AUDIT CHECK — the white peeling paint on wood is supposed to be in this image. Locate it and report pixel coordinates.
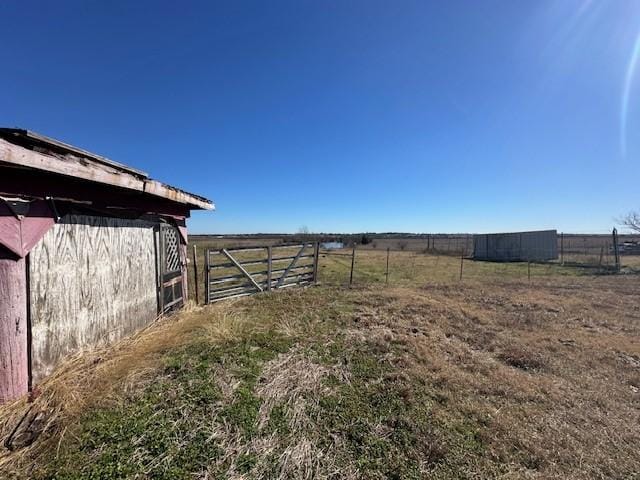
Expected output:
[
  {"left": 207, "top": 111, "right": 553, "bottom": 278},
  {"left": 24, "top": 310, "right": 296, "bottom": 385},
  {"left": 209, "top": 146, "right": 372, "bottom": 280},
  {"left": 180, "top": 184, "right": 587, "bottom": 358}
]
[{"left": 29, "top": 215, "right": 158, "bottom": 381}]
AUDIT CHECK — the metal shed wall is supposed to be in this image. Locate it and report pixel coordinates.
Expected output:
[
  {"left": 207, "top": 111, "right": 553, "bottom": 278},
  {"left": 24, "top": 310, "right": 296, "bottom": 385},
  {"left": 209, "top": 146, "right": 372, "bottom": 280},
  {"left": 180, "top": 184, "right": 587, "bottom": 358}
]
[
  {"left": 28, "top": 214, "right": 159, "bottom": 381},
  {"left": 473, "top": 230, "right": 558, "bottom": 262}
]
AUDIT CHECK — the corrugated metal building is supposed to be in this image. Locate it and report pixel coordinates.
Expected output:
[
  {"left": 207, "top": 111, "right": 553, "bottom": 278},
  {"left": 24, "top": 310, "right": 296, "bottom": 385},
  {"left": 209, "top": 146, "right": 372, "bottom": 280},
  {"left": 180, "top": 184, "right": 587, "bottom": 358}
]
[
  {"left": 473, "top": 230, "right": 558, "bottom": 262},
  {"left": 0, "top": 129, "right": 214, "bottom": 404}
]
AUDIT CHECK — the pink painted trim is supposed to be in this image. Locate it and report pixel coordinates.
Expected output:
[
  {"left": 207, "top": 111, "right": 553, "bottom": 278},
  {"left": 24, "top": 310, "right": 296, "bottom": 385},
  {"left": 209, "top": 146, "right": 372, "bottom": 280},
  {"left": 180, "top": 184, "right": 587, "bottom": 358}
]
[
  {"left": 0, "top": 256, "right": 28, "bottom": 404},
  {"left": 0, "top": 201, "right": 55, "bottom": 258}
]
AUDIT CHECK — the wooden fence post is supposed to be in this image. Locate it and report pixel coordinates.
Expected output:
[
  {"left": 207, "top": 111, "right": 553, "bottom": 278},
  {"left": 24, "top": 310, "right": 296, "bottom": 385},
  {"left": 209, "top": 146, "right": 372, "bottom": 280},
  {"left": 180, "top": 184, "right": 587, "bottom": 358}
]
[
  {"left": 192, "top": 245, "right": 199, "bottom": 305},
  {"left": 527, "top": 261, "right": 531, "bottom": 283},
  {"left": 313, "top": 242, "right": 319, "bottom": 284},
  {"left": 385, "top": 247, "right": 390, "bottom": 285},
  {"left": 560, "top": 232, "right": 564, "bottom": 265},
  {"left": 349, "top": 244, "right": 356, "bottom": 286},
  {"left": 459, "top": 251, "right": 464, "bottom": 281}
]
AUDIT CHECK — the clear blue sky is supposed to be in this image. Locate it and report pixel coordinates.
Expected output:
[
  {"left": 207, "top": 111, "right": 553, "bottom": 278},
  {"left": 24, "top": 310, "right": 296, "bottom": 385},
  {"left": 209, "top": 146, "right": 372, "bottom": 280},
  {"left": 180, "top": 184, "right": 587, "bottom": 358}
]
[{"left": 2, "top": 0, "right": 639, "bottom": 234}]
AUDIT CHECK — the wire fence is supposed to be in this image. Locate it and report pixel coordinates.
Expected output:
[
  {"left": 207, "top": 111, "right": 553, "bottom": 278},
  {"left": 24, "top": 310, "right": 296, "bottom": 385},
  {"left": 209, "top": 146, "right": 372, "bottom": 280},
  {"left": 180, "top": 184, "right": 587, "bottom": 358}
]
[
  {"left": 317, "top": 246, "right": 640, "bottom": 289},
  {"left": 363, "top": 232, "right": 640, "bottom": 270},
  {"left": 188, "top": 233, "right": 640, "bottom": 301}
]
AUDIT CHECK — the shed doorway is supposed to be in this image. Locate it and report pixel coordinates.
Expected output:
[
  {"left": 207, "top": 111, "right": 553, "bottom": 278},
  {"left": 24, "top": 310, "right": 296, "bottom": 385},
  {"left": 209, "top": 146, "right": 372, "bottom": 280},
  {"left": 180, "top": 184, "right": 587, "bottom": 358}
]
[{"left": 159, "top": 223, "right": 184, "bottom": 313}]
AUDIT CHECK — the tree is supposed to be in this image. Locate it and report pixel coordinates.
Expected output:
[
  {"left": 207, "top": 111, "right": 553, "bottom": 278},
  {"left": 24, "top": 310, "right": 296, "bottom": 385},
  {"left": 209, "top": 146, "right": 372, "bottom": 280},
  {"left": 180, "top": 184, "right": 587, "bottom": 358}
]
[
  {"left": 297, "top": 225, "right": 310, "bottom": 234},
  {"left": 620, "top": 211, "right": 640, "bottom": 233}
]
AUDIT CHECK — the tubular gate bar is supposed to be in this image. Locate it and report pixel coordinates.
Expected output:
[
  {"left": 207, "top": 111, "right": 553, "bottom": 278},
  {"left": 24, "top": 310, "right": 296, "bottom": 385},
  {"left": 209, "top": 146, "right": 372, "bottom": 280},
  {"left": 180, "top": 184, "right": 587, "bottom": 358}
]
[{"left": 205, "top": 243, "right": 319, "bottom": 303}]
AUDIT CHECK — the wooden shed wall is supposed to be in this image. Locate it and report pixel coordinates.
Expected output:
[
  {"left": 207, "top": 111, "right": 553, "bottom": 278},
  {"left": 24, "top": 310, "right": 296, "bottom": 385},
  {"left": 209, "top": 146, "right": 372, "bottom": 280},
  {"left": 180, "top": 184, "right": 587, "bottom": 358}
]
[{"left": 28, "top": 215, "right": 158, "bottom": 381}]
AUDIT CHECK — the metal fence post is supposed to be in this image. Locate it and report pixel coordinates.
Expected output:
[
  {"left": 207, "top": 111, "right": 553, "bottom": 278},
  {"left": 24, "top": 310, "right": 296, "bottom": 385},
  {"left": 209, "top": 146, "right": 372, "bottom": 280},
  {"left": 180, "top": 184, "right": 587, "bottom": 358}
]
[
  {"left": 267, "top": 246, "right": 273, "bottom": 291},
  {"left": 385, "top": 247, "right": 390, "bottom": 285},
  {"left": 204, "top": 248, "right": 210, "bottom": 305},
  {"left": 349, "top": 244, "right": 356, "bottom": 286},
  {"left": 612, "top": 228, "right": 620, "bottom": 272},
  {"left": 598, "top": 246, "right": 603, "bottom": 271},
  {"left": 192, "top": 245, "right": 199, "bottom": 305}
]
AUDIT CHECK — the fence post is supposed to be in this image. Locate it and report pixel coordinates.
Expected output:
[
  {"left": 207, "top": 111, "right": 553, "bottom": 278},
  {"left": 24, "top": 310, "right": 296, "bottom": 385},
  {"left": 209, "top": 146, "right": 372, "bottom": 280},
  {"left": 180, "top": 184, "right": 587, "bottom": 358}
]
[
  {"left": 612, "top": 228, "right": 620, "bottom": 272},
  {"left": 459, "top": 251, "right": 464, "bottom": 281},
  {"left": 385, "top": 247, "right": 390, "bottom": 285},
  {"left": 560, "top": 232, "right": 564, "bottom": 265},
  {"left": 313, "top": 242, "right": 319, "bottom": 284},
  {"left": 204, "top": 248, "right": 210, "bottom": 305},
  {"left": 267, "top": 246, "right": 273, "bottom": 291},
  {"left": 598, "top": 246, "right": 603, "bottom": 271},
  {"left": 192, "top": 245, "right": 199, "bottom": 305},
  {"left": 349, "top": 244, "right": 356, "bottom": 286},
  {"left": 527, "top": 261, "right": 531, "bottom": 283}
]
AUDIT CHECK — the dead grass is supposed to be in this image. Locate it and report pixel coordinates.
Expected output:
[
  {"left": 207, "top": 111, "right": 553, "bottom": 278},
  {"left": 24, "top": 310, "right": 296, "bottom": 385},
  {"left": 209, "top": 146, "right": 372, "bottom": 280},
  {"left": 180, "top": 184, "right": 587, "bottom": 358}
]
[
  {"left": 1, "top": 252, "right": 640, "bottom": 479},
  {"left": 340, "top": 278, "right": 640, "bottom": 478}
]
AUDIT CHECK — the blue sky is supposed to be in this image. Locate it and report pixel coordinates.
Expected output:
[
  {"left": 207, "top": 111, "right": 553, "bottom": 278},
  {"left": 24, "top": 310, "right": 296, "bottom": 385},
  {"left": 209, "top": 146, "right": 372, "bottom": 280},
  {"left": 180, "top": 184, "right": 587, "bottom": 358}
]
[{"left": 2, "top": 0, "right": 640, "bottom": 234}]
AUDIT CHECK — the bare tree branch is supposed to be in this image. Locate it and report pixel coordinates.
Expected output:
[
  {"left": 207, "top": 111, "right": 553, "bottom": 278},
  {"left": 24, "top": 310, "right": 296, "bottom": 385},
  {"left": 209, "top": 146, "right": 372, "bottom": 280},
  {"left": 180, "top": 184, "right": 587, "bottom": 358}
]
[{"left": 619, "top": 211, "right": 640, "bottom": 233}]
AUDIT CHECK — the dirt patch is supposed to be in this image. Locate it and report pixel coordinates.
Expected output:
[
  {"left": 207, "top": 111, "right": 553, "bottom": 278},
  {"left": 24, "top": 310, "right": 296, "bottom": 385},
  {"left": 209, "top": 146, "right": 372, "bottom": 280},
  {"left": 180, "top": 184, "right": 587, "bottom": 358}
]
[{"left": 497, "top": 346, "right": 546, "bottom": 371}]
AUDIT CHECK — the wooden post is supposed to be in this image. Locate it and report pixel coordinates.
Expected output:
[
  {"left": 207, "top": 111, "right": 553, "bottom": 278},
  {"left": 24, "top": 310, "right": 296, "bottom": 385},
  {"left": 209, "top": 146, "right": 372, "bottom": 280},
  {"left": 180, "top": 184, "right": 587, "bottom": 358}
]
[
  {"left": 349, "top": 244, "right": 356, "bottom": 287},
  {"left": 192, "top": 245, "right": 199, "bottom": 305},
  {"left": 459, "top": 251, "right": 464, "bottom": 281},
  {"left": 312, "top": 242, "right": 319, "bottom": 284},
  {"left": 385, "top": 247, "right": 390, "bottom": 285},
  {"left": 560, "top": 232, "right": 564, "bottom": 265},
  {"left": 267, "top": 246, "right": 273, "bottom": 291},
  {"left": 204, "top": 248, "right": 210, "bottom": 305},
  {"left": 527, "top": 261, "right": 531, "bottom": 282},
  {"left": 0, "top": 255, "right": 29, "bottom": 404}
]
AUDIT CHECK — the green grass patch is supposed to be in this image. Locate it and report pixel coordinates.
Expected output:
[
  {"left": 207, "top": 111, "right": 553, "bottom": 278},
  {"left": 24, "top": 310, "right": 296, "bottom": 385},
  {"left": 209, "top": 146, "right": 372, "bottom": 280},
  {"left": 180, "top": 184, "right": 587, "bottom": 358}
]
[
  {"left": 32, "top": 288, "right": 500, "bottom": 479},
  {"left": 36, "top": 330, "right": 294, "bottom": 480}
]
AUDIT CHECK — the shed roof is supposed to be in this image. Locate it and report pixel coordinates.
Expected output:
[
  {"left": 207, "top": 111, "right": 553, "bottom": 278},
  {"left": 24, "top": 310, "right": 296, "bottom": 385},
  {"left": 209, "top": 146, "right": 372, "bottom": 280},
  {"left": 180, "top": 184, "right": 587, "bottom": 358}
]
[{"left": 0, "top": 128, "right": 214, "bottom": 211}]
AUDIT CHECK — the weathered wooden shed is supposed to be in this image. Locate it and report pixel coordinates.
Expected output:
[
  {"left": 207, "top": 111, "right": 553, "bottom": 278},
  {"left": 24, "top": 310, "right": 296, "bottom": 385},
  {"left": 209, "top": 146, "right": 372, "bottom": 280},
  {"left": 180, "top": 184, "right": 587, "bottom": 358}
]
[{"left": 0, "top": 129, "right": 213, "bottom": 404}]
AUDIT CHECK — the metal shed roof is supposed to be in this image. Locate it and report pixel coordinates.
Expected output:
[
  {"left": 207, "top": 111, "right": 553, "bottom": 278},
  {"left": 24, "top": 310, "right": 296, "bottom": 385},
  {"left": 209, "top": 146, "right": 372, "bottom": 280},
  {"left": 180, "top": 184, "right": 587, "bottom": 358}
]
[{"left": 0, "top": 128, "right": 214, "bottom": 211}]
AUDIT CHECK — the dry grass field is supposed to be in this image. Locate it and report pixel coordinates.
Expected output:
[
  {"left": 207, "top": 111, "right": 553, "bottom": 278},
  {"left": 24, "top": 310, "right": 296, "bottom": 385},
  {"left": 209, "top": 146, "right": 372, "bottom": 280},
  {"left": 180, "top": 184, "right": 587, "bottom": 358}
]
[{"left": 1, "top": 249, "right": 639, "bottom": 479}]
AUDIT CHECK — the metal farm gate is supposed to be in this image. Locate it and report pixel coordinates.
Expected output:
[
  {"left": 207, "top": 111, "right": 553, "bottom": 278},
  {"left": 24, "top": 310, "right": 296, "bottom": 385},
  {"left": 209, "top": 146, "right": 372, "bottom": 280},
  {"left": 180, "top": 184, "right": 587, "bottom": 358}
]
[{"left": 205, "top": 243, "right": 319, "bottom": 303}]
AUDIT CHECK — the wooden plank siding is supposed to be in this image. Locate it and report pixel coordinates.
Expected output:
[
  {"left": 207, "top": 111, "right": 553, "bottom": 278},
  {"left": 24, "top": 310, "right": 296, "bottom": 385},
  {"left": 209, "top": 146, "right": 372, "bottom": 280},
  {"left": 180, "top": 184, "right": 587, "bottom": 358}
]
[
  {"left": 0, "top": 252, "right": 29, "bottom": 403},
  {"left": 28, "top": 215, "right": 158, "bottom": 382}
]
